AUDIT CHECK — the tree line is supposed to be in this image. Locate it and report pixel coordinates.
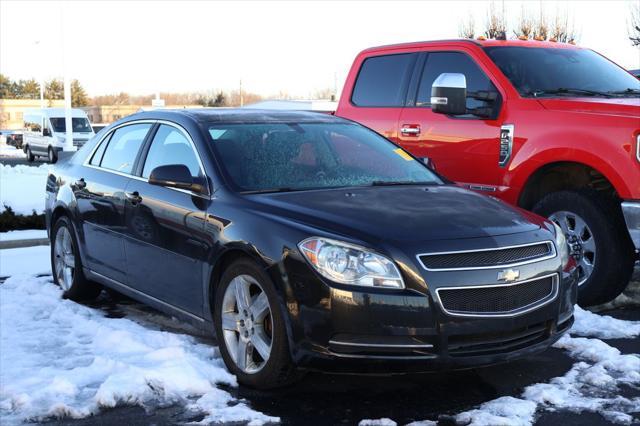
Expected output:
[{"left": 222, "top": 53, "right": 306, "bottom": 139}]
[
  {"left": 0, "top": 75, "right": 90, "bottom": 107},
  {"left": 459, "top": 2, "right": 579, "bottom": 43}
]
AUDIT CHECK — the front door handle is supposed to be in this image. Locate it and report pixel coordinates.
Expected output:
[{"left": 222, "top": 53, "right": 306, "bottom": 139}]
[
  {"left": 400, "top": 124, "right": 421, "bottom": 136},
  {"left": 125, "top": 191, "right": 142, "bottom": 205}
]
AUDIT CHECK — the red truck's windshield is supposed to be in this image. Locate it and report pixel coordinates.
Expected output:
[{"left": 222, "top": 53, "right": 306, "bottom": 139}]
[{"left": 485, "top": 47, "right": 640, "bottom": 98}]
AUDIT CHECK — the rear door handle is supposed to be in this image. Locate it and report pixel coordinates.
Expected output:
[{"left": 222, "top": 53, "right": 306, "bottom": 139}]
[
  {"left": 125, "top": 191, "right": 142, "bottom": 205},
  {"left": 400, "top": 124, "right": 421, "bottom": 136}
]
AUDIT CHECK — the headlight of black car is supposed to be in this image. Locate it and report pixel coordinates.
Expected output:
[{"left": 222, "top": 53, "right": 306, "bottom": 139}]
[
  {"left": 553, "top": 222, "right": 570, "bottom": 268},
  {"left": 298, "top": 237, "right": 404, "bottom": 289}
]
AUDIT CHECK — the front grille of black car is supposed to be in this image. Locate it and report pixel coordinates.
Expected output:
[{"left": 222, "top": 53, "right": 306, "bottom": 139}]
[
  {"left": 437, "top": 275, "right": 557, "bottom": 316},
  {"left": 419, "top": 242, "right": 554, "bottom": 270}
]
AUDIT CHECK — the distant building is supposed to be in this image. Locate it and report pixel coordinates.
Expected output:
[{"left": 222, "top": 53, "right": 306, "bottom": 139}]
[
  {"left": 0, "top": 99, "right": 65, "bottom": 129},
  {"left": 244, "top": 99, "right": 337, "bottom": 112}
]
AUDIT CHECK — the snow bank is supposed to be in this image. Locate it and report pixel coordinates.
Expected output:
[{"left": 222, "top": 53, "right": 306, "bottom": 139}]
[
  {"left": 0, "top": 145, "right": 26, "bottom": 159},
  {"left": 0, "top": 164, "right": 50, "bottom": 215},
  {"left": 571, "top": 305, "right": 640, "bottom": 339},
  {"left": 359, "top": 419, "right": 398, "bottom": 426},
  {"left": 0, "top": 245, "right": 51, "bottom": 277},
  {"left": 0, "top": 229, "right": 48, "bottom": 241},
  {"left": 0, "top": 274, "right": 278, "bottom": 425}
]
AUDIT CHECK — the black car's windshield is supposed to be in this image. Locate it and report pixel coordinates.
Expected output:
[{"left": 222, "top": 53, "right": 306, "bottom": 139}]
[
  {"left": 208, "top": 122, "right": 442, "bottom": 192},
  {"left": 49, "top": 117, "right": 93, "bottom": 133},
  {"left": 485, "top": 47, "right": 640, "bottom": 98}
]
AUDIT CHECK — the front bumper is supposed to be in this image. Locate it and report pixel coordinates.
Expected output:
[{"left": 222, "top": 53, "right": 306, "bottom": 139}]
[
  {"left": 622, "top": 201, "right": 640, "bottom": 251},
  {"left": 278, "top": 254, "right": 578, "bottom": 373}
]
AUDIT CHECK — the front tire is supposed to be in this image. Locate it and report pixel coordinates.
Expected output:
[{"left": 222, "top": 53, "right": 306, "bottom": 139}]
[
  {"left": 26, "top": 146, "right": 35, "bottom": 162},
  {"left": 214, "top": 258, "right": 300, "bottom": 389},
  {"left": 48, "top": 146, "right": 58, "bottom": 164},
  {"left": 533, "top": 190, "right": 635, "bottom": 306},
  {"left": 51, "top": 216, "right": 102, "bottom": 301}
]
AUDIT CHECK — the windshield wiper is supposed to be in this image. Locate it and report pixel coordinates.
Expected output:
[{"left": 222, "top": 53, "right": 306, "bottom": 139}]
[
  {"left": 607, "top": 88, "right": 640, "bottom": 96},
  {"left": 528, "top": 88, "right": 613, "bottom": 98},
  {"left": 241, "top": 187, "right": 296, "bottom": 194},
  {"left": 371, "top": 180, "right": 436, "bottom": 187}
]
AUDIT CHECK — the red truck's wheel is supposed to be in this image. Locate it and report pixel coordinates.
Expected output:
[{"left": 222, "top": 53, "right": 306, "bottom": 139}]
[{"left": 533, "top": 190, "right": 635, "bottom": 306}]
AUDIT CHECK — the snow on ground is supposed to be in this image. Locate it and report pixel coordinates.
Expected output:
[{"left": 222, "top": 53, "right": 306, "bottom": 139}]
[
  {"left": 0, "top": 229, "right": 48, "bottom": 242},
  {"left": 0, "top": 245, "right": 51, "bottom": 277},
  {"left": 0, "top": 145, "right": 26, "bottom": 159},
  {"left": 0, "top": 164, "right": 50, "bottom": 215},
  {"left": 0, "top": 254, "right": 277, "bottom": 425}
]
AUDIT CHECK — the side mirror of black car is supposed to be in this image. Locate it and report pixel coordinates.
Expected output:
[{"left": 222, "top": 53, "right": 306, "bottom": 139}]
[
  {"left": 149, "top": 164, "right": 199, "bottom": 192},
  {"left": 43, "top": 128, "right": 52, "bottom": 137},
  {"left": 431, "top": 73, "right": 467, "bottom": 116}
]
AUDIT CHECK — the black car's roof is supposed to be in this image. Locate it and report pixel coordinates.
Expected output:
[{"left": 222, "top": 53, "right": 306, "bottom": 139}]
[{"left": 123, "top": 108, "right": 348, "bottom": 125}]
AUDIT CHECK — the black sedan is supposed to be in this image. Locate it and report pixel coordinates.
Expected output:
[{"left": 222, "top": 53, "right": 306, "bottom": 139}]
[{"left": 45, "top": 109, "right": 578, "bottom": 388}]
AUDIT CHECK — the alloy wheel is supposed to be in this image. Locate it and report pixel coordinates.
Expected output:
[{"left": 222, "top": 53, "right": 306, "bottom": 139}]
[
  {"left": 549, "top": 210, "right": 596, "bottom": 286},
  {"left": 221, "top": 274, "right": 273, "bottom": 374},
  {"left": 54, "top": 225, "right": 75, "bottom": 291}
]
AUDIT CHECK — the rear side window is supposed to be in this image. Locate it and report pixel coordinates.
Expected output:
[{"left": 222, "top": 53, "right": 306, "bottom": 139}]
[
  {"left": 99, "top": 123, "right": 151, "bottom": 174},
  {"left": 351, "top": 54, "right": 416, "bottom": 107},
  {"left": 142, "top": 125, "right": 201, "bottom": 178},
  {"left": 416, "top": 52, "right": 497, "bottom": 110},
  {"left": 24, "top": 113, "right": 42, "bottom": 132}
]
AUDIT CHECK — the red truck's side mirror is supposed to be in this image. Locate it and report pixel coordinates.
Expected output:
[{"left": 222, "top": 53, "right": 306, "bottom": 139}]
[{"left": 431, "top": 73, "right": 467, "bottom": 116}]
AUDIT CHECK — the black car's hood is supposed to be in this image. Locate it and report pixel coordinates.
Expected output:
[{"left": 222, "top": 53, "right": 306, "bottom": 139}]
[{"left": 248, "top": 185, "right": 540, "bottom": 243}]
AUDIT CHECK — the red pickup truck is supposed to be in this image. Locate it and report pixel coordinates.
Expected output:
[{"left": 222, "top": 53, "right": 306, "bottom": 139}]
[{"left": 336, "top": 39, "right": 640, "bottom": 306}]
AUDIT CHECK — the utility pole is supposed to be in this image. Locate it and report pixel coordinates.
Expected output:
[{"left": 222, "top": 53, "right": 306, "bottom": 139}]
[
  {"left": 35, "top": 41, "right": 44, "bottom": 108},
  {"left": 239, "top": 79, "right": 244, "bottom": 107},
  {"left": 61, "top": 2, "right": 75, "bottom": 152}
]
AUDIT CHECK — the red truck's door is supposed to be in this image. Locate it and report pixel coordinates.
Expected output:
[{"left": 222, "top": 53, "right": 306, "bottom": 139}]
[
  {"left": 337, "top": 52, "right": 419, "bottom": 144},
  {"left": 397, "top": 51, "right": 505, "bottom": 190}
]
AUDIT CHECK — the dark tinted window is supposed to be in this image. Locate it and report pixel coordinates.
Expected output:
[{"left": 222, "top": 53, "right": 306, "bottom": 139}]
[
  {"left": 208, "top": 122, "right": 441, "bottom": 192},
  {"left": 142, "top": 125, "right": 201, "bottom": 178},
  {"left": 416, "top": 52, "right": 497, "bottom": 110},
  {"left": 352, "top": 54, "right": 416, "bottom": 107},
  {"left": 485, "top": 47, "right": 640, "bottom": 97},
  {"left": 100, "top": 123, "right": 151, "bottom": 174},
  {"left": 89, "top": 133, "right": 111, "bottom": 166},
  {"left": 49, "top": 117, "right": 93, "bottom": 133}
]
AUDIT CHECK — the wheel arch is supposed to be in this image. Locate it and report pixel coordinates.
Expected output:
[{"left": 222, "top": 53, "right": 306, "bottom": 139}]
[{"left": 517, "top": 160, "right": 621, "bottom": 210}]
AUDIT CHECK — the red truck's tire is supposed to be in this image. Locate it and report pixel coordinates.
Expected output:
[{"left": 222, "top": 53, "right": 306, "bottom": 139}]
[{"left": 533, "top": 190, "right": 635, "bottom": 307}]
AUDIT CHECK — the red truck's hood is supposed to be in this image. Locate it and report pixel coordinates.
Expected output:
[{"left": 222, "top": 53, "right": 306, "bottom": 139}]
[{"left": 537, "top": 98, "right": 640, "bottom": 118}]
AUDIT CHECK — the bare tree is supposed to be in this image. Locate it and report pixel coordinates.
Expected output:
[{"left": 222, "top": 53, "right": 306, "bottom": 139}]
[
  {"left": 484, "top": 1, "right": 506, "bottom": 39},
  {"left": 532, "top": 11, "right": 549, "bottom": 41},
  {"left": 458, "top": 14, "right": 475, "bottom": 39},
  {"left": 513, "top": 5, "right": 534, "bottom": 39},
  {"left": 549, "top": 11, "right": 578, "bottom": 43},
  {"left": 630, "top": 1, "right": 640, "bottom": 46}
]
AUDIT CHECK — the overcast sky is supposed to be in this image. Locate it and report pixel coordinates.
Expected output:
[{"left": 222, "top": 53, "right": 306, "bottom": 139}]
[{"left": 1, "top": 0, "right": 638, "bottom": 98}]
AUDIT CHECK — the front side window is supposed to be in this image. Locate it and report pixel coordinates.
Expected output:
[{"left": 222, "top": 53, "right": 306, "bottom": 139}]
[
  {"left": 485, "top": 47, "right": 640, "bottom": 97},
  {"left": 49, "top": 117, "right": 93, "bottom": 133},
  {"left": 351, "top": 54, "right": 416, "bottom": 107},
  {"left": 99, "top": 123, "right": 151, "bottom": 174},
  {"left": 142, "top": 125, "right": 201, "bottom": 178},
  {"left": 208, "top": 122, "right": 441, "bottom": 192},
  {"left": 416, "top": 51, "right": 498, "bottom": 111}
]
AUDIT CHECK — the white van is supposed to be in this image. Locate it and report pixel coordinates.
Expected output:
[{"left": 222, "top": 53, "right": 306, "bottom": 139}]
[{"left": 23, "top": 108, "right": 95, "bottom": 163}]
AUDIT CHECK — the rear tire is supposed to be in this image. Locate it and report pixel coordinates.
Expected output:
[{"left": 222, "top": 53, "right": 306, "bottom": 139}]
[
  {"left": 214, "top": 258, "right": 301, "bottom": 389},
  {"left": 26, "top": 146, "right": 35, "bottom": 162},
  {"left": 532, "top": 190, "right": 635, "bottom": 306},
  {"left": 48, "top": 146, "right": 58, "bottom": 164},
  {"left": 50, "top": 215, "right": 102, "bottom": 301}
]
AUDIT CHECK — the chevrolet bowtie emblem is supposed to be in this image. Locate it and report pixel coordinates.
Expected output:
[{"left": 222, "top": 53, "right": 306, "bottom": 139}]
[{"left": 497, "top": 269, "right": 520, "bottom": 282}]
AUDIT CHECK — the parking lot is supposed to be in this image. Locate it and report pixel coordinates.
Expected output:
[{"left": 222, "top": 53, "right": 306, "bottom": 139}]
[{"left": 1, "top": 155, "right": 639, "bottom": 425}]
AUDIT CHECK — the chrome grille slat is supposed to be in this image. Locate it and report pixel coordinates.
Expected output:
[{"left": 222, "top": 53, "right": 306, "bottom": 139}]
[
  {"left": 418, "top": 241, "right": 555, "bottom": 271},
  {"left": 436, "top": 274, "right": 558, "bottom": 317}
]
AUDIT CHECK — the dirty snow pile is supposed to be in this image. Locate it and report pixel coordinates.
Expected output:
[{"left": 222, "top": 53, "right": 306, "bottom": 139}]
[
  {"left": 0, "top": 145, "right": 26, "bottom": 159},
  {"left": 0, "top": 274, "right": 278, "bottom": 425},
  {"left": 0, "top": 164, "right": 50, "bottom": 215},
  {"left": 453, "top": 306, "right": 640, "bottom": 426}
]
